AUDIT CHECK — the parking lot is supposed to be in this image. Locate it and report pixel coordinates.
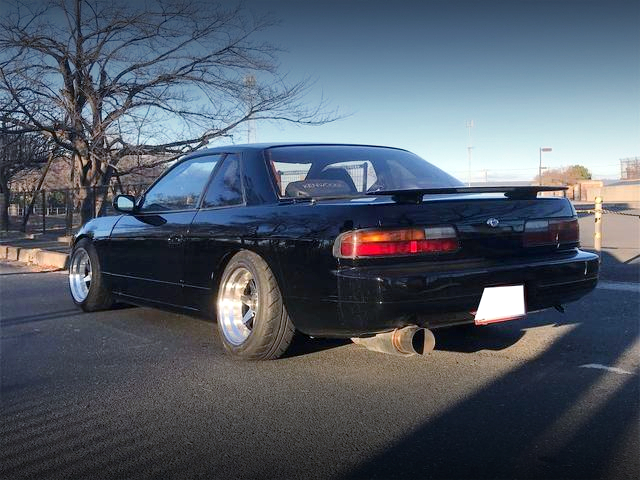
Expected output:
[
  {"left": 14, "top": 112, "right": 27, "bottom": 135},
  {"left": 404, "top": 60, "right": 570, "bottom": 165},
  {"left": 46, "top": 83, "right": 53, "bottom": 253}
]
[{"left": 1, "top": 211, "right": 638, "bottom": 480}]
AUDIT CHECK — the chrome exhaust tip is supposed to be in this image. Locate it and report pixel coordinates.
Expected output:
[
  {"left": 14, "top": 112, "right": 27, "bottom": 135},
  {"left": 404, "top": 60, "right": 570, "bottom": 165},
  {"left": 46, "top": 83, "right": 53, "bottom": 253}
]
[{"left": 351, "top": 325, "right": 435, "bottom": 357}]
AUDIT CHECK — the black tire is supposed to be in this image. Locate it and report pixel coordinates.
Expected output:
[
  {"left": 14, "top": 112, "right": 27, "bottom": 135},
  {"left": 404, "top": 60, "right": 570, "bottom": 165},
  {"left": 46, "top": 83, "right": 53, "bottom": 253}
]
[
  {"left": 216, "top": 250, "right": 295, "bottom": 360},
  {"left": 68, "top": 238, "right": 113, "bottom": 312}
]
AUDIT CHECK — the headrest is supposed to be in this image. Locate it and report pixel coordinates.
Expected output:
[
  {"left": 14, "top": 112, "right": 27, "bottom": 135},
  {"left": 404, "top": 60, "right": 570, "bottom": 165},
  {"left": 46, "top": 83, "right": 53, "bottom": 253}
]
[{"left": 284, "top": 179, "right": 352, "bottom": 197}]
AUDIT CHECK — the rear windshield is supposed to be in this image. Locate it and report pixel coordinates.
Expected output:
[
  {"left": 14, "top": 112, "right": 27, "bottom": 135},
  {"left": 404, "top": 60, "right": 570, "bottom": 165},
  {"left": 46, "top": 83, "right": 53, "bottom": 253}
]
[{"left": 265, "top": 145, "right": 463, "bottom": 198}]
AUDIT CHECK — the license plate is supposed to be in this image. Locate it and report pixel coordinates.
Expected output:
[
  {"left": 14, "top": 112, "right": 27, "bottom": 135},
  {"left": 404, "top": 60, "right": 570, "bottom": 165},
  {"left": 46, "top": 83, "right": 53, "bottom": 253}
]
[{"left": 474, "top": 285, "right": 526, "bottom": 325}]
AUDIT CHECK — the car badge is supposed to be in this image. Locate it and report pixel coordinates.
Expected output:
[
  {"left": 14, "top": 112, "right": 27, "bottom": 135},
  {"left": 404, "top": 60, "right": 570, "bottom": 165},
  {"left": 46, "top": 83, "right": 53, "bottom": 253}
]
[{"left": 486, "top": 218, "right": 500, "bottom": 228}]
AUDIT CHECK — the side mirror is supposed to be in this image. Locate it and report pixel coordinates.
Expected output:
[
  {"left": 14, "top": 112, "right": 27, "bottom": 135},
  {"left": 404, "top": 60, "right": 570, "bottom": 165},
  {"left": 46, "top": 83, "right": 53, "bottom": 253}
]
[{"left": 113, "top": 194, "right": 136, "bottom": 213}]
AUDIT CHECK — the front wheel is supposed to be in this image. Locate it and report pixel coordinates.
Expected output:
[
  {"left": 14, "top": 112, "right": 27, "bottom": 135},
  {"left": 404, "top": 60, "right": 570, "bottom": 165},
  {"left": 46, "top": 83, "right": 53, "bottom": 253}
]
[
  {"left": 68, "top": 239, "right": 113, "bottom": 312},
  {"left": 216, "top": 250, "right": 295, "bottom": 360}
]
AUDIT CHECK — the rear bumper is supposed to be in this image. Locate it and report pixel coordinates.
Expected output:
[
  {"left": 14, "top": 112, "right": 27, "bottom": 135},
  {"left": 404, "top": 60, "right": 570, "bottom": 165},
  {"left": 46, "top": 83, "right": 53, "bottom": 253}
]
[{"left": 287, "top": 249, "right": 599, "bottom": 337}]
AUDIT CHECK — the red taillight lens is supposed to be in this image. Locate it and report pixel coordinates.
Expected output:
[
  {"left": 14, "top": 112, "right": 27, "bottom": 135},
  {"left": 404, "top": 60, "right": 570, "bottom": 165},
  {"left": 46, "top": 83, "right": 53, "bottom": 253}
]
[
  {"left": 335, "top": 226, "right": 459, "bottom": 259},
  {"left": 523, "top": 218, "right": 579, "bottom": 247}
]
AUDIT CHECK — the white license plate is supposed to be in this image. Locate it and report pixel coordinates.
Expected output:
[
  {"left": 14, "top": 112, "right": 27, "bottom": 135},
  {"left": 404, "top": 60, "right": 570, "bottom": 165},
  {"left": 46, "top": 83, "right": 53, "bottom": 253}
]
[{"left": 474, "top": 285, "right": 526, "bottom": 325}]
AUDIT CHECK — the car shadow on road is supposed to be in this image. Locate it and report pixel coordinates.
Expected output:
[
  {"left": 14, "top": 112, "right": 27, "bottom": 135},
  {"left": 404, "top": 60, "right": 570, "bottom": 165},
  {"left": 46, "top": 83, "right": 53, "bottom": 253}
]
[
  {"left": 341, "top": 320, "right": 638, "bottom": 478},
  {"left": 340, "top": 250, "right": 639, "bottom": 479},
  {"left": 0, "top": 268, "right": 65, "bottom": 275},
  {"left": 0, "top": 303, "right": 137, "bottom": 328},
  {"left": 435, "top": 323, "right": 527, "bottom": 353},
  {"left": 282, "top": 334, "right": 351, "bottom": 358},
  {"left": 0, "top": 309, "right": 82, "bottom": 327},
  {"left": 595, "top": 249, "right": 640, "bottom": 283}
]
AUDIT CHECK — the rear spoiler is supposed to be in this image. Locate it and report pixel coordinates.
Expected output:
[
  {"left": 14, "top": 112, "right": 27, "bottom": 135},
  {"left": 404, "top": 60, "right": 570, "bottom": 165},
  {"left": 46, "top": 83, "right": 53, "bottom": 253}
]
[{"left": 367, "top": 186, "right": 568, "bottom": 204}]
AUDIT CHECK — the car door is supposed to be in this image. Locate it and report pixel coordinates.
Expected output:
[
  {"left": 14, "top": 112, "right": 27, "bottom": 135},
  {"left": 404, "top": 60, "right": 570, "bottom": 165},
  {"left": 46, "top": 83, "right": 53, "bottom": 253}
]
[
  {"left": 183, "top": 153, "right": 247, "bottom": 312},
  {"left": 109, "top": 154, "right": 219, "bottom": 308}
]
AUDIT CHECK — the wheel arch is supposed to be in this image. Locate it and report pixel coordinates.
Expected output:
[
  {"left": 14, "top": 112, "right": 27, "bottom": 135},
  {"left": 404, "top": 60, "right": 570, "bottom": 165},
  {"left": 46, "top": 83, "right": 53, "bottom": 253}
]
[
  {"left": 68, "top": 234, "right": 114, "bottom": 311},
  {"left": 207, "top": 246, "right": 292, "bottom": 323},
  {"left": 72, "top": 233, "right": 92, "bottom": 249}
]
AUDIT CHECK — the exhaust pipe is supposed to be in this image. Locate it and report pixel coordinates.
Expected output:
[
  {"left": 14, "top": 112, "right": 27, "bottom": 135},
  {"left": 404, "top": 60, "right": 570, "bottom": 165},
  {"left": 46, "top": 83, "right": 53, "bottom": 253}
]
[{"left": 351, "top": 326, "right": 435, "bottom": 357}]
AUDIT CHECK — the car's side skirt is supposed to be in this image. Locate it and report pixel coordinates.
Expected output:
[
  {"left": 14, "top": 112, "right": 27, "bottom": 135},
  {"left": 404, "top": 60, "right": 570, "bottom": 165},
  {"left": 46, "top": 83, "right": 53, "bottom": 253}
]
[{"left": 112, "top": 291, "right": 200, "bottom": 315}]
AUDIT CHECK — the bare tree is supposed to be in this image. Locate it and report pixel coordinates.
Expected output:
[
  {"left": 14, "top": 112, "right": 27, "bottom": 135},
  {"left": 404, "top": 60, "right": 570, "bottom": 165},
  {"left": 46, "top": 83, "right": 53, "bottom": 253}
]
[
  {"left": 0, "top": 0, "right": 337, "bottom": 222},
  {"left": 535, "top": 165, "right": 592, "bottom": 186},
  {"left": 0, "top": 129, "right": 50, "bottom": 230}
]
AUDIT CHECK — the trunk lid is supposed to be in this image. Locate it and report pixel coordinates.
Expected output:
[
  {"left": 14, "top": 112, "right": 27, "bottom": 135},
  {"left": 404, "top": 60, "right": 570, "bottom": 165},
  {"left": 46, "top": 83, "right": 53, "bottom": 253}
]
[{"left": 325, "top": 193, "right": 577, "bottom": 260}]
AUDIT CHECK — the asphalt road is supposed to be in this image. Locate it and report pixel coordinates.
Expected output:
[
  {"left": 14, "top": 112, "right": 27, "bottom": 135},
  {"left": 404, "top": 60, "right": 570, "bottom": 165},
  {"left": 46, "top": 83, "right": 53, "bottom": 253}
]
[{"left": 1, "top": 261, "right": 638, "bottom": 480}]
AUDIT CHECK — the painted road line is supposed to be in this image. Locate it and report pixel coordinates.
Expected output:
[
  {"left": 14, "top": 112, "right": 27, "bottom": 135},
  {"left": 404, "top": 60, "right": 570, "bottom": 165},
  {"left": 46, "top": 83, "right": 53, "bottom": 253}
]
[
  {"left": 579, "top": 364, "right": 635, "bottom": 375},
  {"left": 596, "top": 281, "right": 640, "bottom": 293}
]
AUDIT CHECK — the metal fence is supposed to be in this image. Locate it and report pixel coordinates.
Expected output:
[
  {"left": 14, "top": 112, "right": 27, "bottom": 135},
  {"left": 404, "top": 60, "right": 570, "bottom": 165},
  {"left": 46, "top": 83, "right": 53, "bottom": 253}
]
[
  {"left": 620, "top": 157, "right": 640, "bottom": 181},
  {"left": 5, "top": 162, "right": 373, "bottom": 233},
  {"left": 7, "top": 183, "right": 150, "bottom": 235}
]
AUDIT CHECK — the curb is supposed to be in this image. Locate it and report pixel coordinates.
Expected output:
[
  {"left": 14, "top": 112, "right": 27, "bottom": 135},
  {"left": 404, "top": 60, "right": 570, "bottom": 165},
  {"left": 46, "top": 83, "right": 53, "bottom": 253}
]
[{"left": 1, "top": 245, "right": 69, "bottom": 270}]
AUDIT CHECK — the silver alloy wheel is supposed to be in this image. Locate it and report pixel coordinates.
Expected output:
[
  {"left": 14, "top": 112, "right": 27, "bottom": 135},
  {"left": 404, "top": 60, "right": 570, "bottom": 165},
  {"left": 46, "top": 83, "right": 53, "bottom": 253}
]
[
  {"left": 69, "top": 247, "right": 92, "bottom": 303},
  {"left": 217, "top": 266, "right": 259, "bottom": 346}
]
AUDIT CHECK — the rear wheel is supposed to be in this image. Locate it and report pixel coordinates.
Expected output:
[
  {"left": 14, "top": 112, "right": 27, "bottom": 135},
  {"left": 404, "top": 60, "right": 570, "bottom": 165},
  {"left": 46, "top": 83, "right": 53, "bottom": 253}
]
[
  {"left": 216, "top": 250, "right": 295, "bottom": 360},
  {"left": 68, "top": 239, "right": 113, "bottom": 312}
]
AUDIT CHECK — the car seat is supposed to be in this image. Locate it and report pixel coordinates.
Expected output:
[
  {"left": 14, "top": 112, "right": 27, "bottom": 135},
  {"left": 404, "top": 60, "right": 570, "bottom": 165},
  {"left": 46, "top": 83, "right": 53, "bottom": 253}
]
[{"left": 315, "top": 167, "right": 358, "bottom": 193}]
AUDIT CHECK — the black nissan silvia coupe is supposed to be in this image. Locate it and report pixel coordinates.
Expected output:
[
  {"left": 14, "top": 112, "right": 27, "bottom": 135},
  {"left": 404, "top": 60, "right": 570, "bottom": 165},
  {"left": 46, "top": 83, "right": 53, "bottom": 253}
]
[{"left": 68, "top": 143, "right": 599, "bottom": 359}]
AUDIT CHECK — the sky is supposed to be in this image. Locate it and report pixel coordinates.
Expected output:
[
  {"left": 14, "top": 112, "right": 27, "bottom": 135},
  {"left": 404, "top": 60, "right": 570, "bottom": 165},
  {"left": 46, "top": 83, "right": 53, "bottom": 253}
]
[
  {"left": 1, "top": 0, "right": 637, "bottom": 182},
  {"left": 226, "top": 0, "right": 639, "bottom": 182}
]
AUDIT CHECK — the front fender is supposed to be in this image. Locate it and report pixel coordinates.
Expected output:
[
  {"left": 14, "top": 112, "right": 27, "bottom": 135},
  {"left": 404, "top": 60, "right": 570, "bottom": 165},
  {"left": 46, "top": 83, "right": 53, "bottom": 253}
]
[{"left": 72, "top": 215, "right": 123, "bottom": 248}]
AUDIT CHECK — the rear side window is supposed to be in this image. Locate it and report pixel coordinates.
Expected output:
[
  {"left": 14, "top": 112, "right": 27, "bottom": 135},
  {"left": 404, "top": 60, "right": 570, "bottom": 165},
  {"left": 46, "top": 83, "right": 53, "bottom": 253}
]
[{"left": 202, "top": 154, "right": 243, "bottom": 208}]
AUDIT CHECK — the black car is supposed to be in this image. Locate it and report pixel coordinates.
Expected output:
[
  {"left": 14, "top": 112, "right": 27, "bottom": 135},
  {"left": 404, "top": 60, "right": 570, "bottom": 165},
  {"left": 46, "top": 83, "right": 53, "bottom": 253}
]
[{"left": 68, "top": 143, "right": 599, "bottom": 359}]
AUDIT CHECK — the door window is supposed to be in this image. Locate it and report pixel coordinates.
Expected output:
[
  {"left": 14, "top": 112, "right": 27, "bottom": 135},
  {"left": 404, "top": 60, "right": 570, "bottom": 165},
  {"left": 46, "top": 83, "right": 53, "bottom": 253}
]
[
  {"left": 140, "top": 155, "right": 219, "bottom": 212},
  {"left": 202, "top": 154, "right": 244, "bottom": 208}
]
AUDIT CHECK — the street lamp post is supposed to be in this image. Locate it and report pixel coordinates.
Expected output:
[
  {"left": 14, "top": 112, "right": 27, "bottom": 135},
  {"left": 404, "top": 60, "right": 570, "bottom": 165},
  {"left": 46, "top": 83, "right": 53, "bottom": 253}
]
[
  {"left": 539, "top": 147, "right": 552, "bottom": 185},
  {"left": 466, "top": 120, "right": 474, "bottom": 186},
  {"left": 244, "top": 74, "right": 256, "bottom": 143}
]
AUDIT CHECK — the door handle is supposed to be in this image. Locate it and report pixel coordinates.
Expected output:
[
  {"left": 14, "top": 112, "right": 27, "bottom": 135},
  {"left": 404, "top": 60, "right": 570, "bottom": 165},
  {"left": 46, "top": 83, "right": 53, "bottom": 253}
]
[{"left": 168, "top": 234, "right": 184, "bottom": 247}]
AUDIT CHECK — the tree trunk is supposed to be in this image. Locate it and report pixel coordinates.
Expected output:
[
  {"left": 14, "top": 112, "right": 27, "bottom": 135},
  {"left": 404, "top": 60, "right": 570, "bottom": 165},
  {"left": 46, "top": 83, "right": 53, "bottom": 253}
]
[
  {"left": 21, "top": 149, "right": 55, "bottom": 232},
  {"left": 75, "top": 151, "right": 117, "bottom": 224},
  {"left": 74, "top": 150, "right": 97, "bottom": 225},
  {"left": 94, "top": 166, "right": 115, "bottom": 217},
  {"left": 77, "top": 186, "right": 94, "bottom": 224},
  {"left": 0, "top": 178, "right": 9, "bottom": 232}
]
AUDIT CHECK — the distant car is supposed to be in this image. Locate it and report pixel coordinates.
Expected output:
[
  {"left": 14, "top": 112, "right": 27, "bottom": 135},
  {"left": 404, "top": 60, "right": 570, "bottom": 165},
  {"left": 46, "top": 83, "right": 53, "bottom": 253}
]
[{"left": 68, "top": 143, "right": 599, "bottom": 359}]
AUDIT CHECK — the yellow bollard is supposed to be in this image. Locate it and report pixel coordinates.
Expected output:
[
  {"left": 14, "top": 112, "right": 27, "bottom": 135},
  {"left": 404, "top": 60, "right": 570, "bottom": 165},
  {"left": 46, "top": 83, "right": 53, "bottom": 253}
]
[{"left": 594, "top": 196, "right": 602, "bottom": 263}]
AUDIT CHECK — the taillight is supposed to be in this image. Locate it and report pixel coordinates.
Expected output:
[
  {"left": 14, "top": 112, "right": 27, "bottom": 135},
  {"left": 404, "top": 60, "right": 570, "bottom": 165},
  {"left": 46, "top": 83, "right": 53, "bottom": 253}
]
[
  {"left": 523, "top": 218, "right": 579, "bottom": 247},
  {"left": 334, "top": 226, "right": 459, "bottom": 259}
]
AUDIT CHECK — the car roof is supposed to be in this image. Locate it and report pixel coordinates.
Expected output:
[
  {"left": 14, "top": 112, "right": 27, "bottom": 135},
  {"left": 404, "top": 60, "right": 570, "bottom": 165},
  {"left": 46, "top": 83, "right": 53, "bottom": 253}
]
[{"left": 183, "top": 142, "right": 410, "bottom": 158}]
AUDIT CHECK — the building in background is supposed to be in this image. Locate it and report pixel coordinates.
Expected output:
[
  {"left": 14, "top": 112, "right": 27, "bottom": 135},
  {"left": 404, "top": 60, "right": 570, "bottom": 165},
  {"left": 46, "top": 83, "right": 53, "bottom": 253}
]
[{"left": 575, "top": 157, "right": 640, "bottom": 203}]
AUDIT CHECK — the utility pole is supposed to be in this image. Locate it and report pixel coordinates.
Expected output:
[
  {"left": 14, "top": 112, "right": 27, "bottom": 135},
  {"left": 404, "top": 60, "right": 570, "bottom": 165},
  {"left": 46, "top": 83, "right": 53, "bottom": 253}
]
[{"left": 465, "top": 120, "right": 474, "bottom": 186}]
